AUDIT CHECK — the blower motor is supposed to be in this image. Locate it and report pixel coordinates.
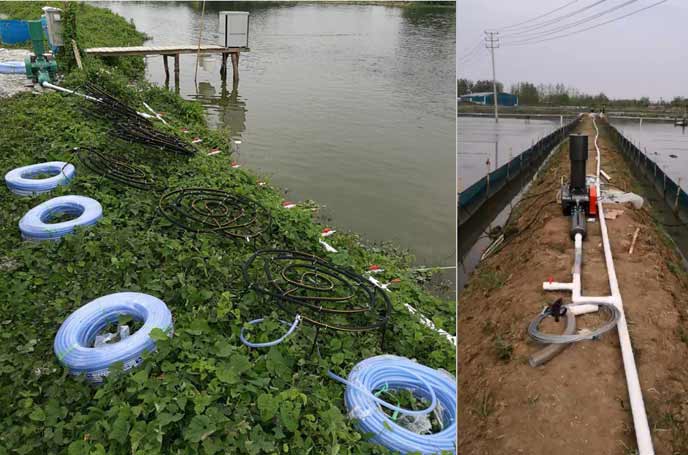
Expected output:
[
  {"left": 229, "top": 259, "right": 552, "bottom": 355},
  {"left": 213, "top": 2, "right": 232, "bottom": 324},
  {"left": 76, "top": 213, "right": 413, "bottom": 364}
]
[{"left": 560, "top": 134, "right": 597, "bottom": 239}]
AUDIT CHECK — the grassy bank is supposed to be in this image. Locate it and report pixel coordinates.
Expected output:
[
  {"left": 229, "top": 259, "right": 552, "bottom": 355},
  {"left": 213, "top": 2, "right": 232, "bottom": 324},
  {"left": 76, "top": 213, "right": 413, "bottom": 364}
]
[{"left": 0, "top": 3, "right": 455, "bottom": 454}]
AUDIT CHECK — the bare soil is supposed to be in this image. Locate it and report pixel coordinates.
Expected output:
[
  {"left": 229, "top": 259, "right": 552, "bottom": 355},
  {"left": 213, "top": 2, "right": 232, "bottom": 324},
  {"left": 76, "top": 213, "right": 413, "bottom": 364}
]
[{"left": 458, "top": 115, "right": 688, "bottom": 455}]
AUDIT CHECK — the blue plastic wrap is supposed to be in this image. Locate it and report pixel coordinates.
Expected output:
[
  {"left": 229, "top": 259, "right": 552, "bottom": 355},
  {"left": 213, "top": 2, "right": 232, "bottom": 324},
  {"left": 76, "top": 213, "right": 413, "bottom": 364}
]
[{"left": 54, "top": 292, "right": 173, "bottom": 383}]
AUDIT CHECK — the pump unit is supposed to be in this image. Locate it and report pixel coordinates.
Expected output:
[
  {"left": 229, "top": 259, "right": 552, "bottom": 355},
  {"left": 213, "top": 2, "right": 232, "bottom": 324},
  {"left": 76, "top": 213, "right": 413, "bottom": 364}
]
[
  {"left": 560, "top": 134, "right": 596, "bottom": 239},
  {"left": 218, "top": 11, "right": 249, "bottom": 48}
]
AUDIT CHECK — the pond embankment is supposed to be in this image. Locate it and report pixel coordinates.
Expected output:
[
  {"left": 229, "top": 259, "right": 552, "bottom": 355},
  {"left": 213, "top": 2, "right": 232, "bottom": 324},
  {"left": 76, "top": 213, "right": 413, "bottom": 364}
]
[{"left": 458, "top": 115, "right": 688, "bottom": 455}]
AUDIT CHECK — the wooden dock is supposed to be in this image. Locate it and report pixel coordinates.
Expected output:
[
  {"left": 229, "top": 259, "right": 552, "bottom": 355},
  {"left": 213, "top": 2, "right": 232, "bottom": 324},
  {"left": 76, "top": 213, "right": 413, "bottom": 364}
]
[{"left": 84, "top": 45, "right": 249, "bottom": 86}]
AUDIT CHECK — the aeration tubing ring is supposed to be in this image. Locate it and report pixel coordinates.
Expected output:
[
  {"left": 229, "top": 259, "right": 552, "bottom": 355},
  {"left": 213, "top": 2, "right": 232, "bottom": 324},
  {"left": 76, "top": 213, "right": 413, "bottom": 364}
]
[
  {"left": 53, "top": 292, "right": 173, "bottom": 383},
  {"left": 75, "top": 147, "right": 156, "bottom": 190},
  {"left": 19, "top": 195, "right": 102, "bottom": 241},
  {"left": 242, "top": 249, "right": 391, "bottom": 333},
  {"left": 4, "top": 161, "right": 75, "bottom": 196},
  {"left": 159, "top": 188, "right": 271, "bottom": 240},
  {"left": 328, "top": 355, "right": 457, "bottom": 454}
]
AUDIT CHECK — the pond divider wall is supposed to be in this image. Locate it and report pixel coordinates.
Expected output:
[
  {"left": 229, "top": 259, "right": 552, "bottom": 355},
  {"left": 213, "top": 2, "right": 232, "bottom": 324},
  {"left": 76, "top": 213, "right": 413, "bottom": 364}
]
[
  {"left": 458, "top": 116, "right": 581, "bottom": 226},
  {"left": 607, "top": 122, "right": 688, "bottom": 224}
]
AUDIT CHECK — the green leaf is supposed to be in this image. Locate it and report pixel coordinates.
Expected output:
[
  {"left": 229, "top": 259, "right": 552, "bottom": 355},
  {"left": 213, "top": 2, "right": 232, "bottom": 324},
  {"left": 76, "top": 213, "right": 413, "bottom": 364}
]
[
  {"left": 157, "top": 412, "right": 183, "bottom": 427},
  {"left": 257, "top": 393, "right": 279, "bottom": 422},
  {"left": 213, "top": 341, "right": 233, "bottom": 358},
  {"left": 184, "top": 415, "right": 216, "bottom": 443},
  {"left": 29, "top": 407, "right": 46, "bottom": 421},
  {"left": 110, "top": 411, "right": 131, "bottom": 445},
  {"left": 279, "top": 400, "right": 301, "bottom": 432},
  {"left": 148, "top": 328, "right": 168, "bottom": 342},
  {"left": 331, "top": 352, "right": 345, "bottom": 366},
  {"left": 216, "top": 354, "right": 250, "bottom": 384}
]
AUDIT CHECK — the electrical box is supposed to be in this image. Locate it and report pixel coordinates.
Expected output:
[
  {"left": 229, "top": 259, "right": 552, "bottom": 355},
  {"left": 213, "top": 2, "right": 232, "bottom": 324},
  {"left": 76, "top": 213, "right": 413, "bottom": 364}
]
[
  {"left": 218, "top": 11, "right": 249, "bottom": 48},
  {"left": 42, "top": 6, "right": 63, "bottom": 47}
]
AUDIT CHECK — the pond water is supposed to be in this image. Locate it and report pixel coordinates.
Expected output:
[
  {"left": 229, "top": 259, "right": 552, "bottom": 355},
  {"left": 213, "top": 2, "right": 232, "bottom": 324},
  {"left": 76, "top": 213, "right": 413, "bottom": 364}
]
[
  {"left": 101, "top": 1, "right": 456, "bottom": 268},
  {"left": 611, "top": 117, "right": 688, "bottom": 189},
  {"left": 457, "top": 116, "right": 567, "bottom": 192}
]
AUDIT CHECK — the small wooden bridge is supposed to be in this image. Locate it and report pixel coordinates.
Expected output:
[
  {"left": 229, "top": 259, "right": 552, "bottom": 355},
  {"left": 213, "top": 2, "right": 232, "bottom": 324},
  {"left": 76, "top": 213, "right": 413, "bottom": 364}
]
[{"left": 84, "top": 45, "right": 249, "bottom": 86}]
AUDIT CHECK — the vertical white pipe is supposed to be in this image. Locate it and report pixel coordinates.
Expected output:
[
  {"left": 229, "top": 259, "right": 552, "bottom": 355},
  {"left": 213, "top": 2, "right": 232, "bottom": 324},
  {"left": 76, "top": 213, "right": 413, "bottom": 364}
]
[{"left": 592, "top": 116, "right": 654, "bottom": 455}]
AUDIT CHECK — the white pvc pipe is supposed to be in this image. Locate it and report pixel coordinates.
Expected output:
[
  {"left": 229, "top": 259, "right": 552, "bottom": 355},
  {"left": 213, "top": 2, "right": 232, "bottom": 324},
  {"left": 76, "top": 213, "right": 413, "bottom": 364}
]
[
  {"left": 542, "top": 115, "right": 653, "bottom": 454},
  {"left": 41, "top": 82, "right": 101, "bottom": 102},
  {"left": 591, "top": 116, "right": 654, "bottom": 455}
]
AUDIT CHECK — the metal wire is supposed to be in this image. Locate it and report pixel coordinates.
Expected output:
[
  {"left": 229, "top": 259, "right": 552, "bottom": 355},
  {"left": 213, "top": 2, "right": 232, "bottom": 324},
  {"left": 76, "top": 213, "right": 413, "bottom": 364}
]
[
  {"left": 242, "top": 249, "right": 391, "bottom": 333},
  {"left": 75, "top": 147, "right": 157, "bottom": 191},
  {"left": 158, "top": 188, "right": 271, "bottom": 241}
]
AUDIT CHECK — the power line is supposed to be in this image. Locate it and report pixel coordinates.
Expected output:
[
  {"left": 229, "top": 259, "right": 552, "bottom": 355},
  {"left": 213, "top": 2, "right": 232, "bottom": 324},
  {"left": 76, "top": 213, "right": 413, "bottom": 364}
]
[
  {"left": 497, "top": 0, "right": 580, "bottom": 30},
  {"left": 457, "top": 40, "right": 484, "bottom": 64},
  {"left": 501, "top": 0, "right": 641, "bottom": 42},
  {"left": 502, "top": 0, "right": 669, "bottom": 47},
  {"left": 499, "top": 0, "right": 610, "bottom": 36},
  {"left": 458, "top": 47, "right": 487, "bottom": 69}
]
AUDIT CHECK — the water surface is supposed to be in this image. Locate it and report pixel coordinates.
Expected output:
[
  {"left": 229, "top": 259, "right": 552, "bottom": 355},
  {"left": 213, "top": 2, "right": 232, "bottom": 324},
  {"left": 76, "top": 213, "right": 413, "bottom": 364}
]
[
  {"left": 612, "top": 118, "right": 688, "bottom": 189},
  {"left": 457, "top": 116, "right": 565, "bottom": 192},
  {"left": 103, "top": 1, "right": 456, "bottom": 267}
]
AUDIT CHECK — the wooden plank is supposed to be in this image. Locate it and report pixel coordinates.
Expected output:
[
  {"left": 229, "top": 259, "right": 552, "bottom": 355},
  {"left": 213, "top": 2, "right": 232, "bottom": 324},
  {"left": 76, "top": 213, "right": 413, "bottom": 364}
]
[{"left": 85, "top": 45, "right": 248, "bottom": 57}]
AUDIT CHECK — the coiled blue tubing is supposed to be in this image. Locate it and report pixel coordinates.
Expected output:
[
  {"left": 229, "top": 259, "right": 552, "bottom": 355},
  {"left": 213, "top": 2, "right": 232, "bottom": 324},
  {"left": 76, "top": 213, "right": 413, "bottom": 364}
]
[
  {"left": 239, "top": 315, "right": 302, "bottom": 348},
  {"left": 4, "top": 161, "right": 75, "bottom": 196},
  {"left": 328, "top": 355, "right": 457, "bottom": 454},
  {"left": 19, "top": 195, "right": 102, "bottom": 241},
  {"left": 54, "top": 292, "right": 173, "bottom": 383}
]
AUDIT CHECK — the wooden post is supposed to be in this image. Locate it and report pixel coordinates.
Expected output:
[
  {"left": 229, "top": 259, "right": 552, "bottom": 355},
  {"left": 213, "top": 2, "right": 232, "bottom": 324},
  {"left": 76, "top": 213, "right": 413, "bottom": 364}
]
[
  {"left": 220, "top": 52, "right": 228, "bottom": 81},
  {"left": 231, "top": 52, "right": 240, "bottom": 83},
  {"left": 174, "top": 53, "right": 180, "bottom": 92},
  {"left": 163, "top": 55, "right": 170, "bottom": 83},
  {"left": 71, "top": 39, "right": 83, "bottom": 70}
]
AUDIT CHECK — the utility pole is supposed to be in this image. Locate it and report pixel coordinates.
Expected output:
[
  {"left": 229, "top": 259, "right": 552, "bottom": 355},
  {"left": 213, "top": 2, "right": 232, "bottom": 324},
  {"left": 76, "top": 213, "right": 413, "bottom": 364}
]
[{"left": 484, "top": 30, "right": 499, "bottom": 123}]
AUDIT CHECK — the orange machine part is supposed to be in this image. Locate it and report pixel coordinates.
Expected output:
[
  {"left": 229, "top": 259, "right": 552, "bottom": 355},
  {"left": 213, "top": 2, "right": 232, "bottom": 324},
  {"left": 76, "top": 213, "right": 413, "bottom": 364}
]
[{"left": 589, "top": 185, "right": 597, "bottom": 216}]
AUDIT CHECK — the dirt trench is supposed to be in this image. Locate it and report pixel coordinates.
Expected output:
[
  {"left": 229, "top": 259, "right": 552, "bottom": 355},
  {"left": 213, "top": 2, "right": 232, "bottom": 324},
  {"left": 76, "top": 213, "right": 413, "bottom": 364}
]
[{"left": 458, "top": 115, "right": 688, "bottom": 455}]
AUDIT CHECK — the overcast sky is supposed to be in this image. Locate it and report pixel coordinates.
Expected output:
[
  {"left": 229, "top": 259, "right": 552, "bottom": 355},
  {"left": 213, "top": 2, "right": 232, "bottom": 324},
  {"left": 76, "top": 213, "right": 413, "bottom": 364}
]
[{"left": 457, "top": 0, "right": 687, "bottom": 101}]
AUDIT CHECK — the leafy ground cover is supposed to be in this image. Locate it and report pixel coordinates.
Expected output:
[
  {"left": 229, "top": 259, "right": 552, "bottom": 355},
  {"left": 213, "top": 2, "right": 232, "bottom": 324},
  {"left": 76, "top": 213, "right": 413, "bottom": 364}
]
[{"left": 0, "top": 3, "right": 455, "bottom": 454}]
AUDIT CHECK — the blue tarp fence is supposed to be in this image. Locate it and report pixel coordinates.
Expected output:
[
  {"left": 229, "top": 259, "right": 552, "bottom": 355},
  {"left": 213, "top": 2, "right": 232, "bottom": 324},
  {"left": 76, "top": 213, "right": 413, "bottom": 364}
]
[
  {"left": 0, "top": 20, "right": 30, "bottom": 45},
  {"left": 458, "top": 116, "right": 581, "bottom": 223}
]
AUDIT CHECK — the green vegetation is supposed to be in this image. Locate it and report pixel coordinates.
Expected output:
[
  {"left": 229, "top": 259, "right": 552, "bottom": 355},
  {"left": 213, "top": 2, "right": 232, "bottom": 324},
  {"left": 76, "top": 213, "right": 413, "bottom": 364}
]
[
  {"left": 492, "top": 335, "right": 513, "bottom": 362},
  {"left": 0, "top": 3, "right": 455, "bottom": 454},
  {"left": 0, "top": 2, "right": 147, "bottom": 78}
]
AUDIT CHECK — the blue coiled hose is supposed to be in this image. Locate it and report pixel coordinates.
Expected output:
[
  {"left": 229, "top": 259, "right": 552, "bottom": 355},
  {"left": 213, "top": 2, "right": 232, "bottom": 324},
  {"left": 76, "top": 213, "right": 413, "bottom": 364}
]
[
  {"left": 240, "top": 315, "right": 301, "bottom": 348},
  {"left": 4, "top": 161, "right": 75, "bottom": 196},
  {"left": 19, "top": 195, "right": 102, "bottom": 241},
  {"left": 54, "top": 292, "right": 173, "bottom": 383},
  {"left": 328, "top": 355, "right": 457, "bottom": 454}
]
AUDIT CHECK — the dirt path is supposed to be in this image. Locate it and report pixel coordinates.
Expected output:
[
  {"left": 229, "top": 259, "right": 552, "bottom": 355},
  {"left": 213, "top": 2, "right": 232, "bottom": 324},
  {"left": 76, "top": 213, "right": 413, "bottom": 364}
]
[{"left": 458, "top": 115, "right": 688, "bottom": 455}]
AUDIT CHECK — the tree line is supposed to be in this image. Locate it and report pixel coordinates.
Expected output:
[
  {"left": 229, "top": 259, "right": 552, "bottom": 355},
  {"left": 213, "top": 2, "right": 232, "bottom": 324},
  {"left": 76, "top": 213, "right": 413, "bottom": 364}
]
[{"left": 458, "top": 78, "right": 685, "bottom": 108}]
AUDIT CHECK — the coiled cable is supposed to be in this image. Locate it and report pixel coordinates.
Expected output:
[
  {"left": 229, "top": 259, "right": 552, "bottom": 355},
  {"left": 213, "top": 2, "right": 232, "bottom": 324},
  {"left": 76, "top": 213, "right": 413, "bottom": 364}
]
[
  {"left": 54, "top": 292, "right": 173, "bottom": 383},
  {"left": 327, "top": 355, "right": 457, "bottom": 454},
  {"left": 528, "top": 301, "right": 621, "bottom": 344}
]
